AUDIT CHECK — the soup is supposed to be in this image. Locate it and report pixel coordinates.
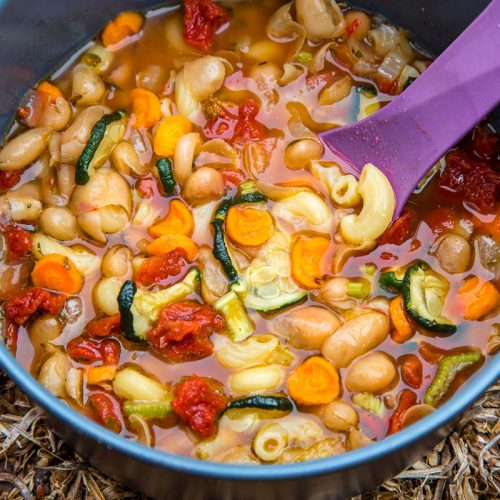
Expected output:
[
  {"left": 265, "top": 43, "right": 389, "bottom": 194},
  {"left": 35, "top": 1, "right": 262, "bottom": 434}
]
[{"left": 0, "top": 0, "right": 498, "bottom": 464}]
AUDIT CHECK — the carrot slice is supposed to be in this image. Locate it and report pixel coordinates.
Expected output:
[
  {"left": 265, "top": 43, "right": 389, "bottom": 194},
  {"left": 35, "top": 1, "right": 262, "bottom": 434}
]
[
  {"left": 87, "top": 365, "right": 117, "bottom": 385},
  {"left": 287, "top": 356, "right": 340, "bottom": 406},
  {"left": 459, "top": 276, "right": 500, "bottom": 320},
  {"left": 153, "top": 116, "right": 192, "bottom": 156},
  {"left": 130, "top": 88, "right": 161, "bottom": 129},
  {"left": 149, "top": 199, "right": 194, "bottom": 238},
  {"left": 389, "top": 295, "right": 415, "bottom": 343},
  {"left": 31, "top": 254, "right": 83, "bottom": 295},
  {"left": 291, "top": 234, "right": 330, "bottom": 289},
  {"left": 226, "top": 206, "right": 274, "bottom": 247},
  {"left": 36, "top": 81, "right": 63, "bottom": 102},
  {"left": 102, "top": 11, "right": 144, "bottom": 47},
  {"left": 146, "top": 234, "right": 198, "bottom": 261}
]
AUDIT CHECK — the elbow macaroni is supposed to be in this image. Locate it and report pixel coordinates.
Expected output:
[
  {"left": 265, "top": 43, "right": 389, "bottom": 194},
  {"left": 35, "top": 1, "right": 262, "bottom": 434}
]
[
  {"left": 340, "top": 163, "right": 395, "bottom": 244},
  {"left": 252, "top": 423, "right": 289, "bottom": 462},
  {"left": 330, "top": 175, "right": 361, "bottom": 207}
]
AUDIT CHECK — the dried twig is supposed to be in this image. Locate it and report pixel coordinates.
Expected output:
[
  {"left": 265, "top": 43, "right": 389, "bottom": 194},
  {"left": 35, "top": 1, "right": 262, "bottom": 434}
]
[{"left": 0, "top": 371, "right": 497, "bottom": 499}]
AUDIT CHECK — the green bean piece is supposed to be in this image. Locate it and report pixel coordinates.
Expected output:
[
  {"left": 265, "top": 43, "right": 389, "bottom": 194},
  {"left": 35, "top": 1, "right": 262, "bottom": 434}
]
[
  {"left": 124, "top": 400, "right": 172, "bottom": 419},
  {"left": 424, "top": 350, "right": 482, "bottom": 407}
]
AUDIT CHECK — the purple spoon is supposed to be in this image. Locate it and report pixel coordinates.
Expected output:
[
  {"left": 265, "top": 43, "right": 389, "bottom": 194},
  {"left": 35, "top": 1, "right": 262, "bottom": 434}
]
[{"left": 320, "top": 0, "right": 500, "bottom": 217}]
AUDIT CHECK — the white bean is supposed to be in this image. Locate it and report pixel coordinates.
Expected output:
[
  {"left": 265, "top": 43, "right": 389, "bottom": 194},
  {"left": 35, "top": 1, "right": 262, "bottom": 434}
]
[
  {"left": 174, "top": 132, "right": 202, "bottom": 185},
  {"left": 229, "top": 365, "right": 284, "bottom": 395},
  {"left": 434, "top": 234, "right": 471, "bottom": 274},
  {"left": 0, "top": 194, "right": 42, "bottom": 221},
  {"left": 319, "top": 401, "right": 359, "bottom": 431},
  {"left": 321, "top": 310, "right": 389, "bottom": 367},
  {"left": 345, "top": 352, "right": 396, "bottom": 393},
  {"left": 40, "top": 207, "right": 78, "bottom": 240},
  {"left": 93, "top": 277, "right": 122, "bottom": 315},
  {"left": 101, "top": 245, "right": 133, "bottom": 277},
  {"left": 0, "top": 127, "right": 51, "bottom": 170},
  {"left": 30, "top": 315, "right": 63, "bottom": 352},
  {"left": 38, "top": 351, "right": 71, "bottom": 398},
  {"left": 71, "top": 63, "right": 106, "bottom": 106},
  {"left": 183, "top": 167, "right": 225, "bottom": 205},
  {"left": 39, "top": 97, "right": 72, "bottom": 131},
  {"left": 285, "top": 138, "right": 323, "bottom": 170}
]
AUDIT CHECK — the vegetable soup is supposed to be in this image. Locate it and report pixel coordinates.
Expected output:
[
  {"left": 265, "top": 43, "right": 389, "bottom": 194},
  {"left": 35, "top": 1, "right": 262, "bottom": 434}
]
[{"left": 0, "top": 0, "right": 498, "bottom": 464}]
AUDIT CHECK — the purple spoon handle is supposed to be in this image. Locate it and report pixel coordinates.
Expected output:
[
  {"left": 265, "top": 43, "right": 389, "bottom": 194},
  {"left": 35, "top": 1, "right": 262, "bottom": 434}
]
[{"left": 320, "top": 0, "right": 500, "bottom": 217}]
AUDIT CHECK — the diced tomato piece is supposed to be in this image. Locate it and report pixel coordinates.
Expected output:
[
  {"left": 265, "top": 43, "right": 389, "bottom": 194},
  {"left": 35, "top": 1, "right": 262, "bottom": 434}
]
[
  {"left": 387, "top": 389, "right": 417, "bottom": 435},
  {"left": 3, "top": 225, "right": 32, "bottom": 263},
  {"left": 232, "top": 97, "right": 265, "bottom": 146},
  {"left": 67, "top": 337, "right": 121, "bottom": 365},
  {"left": 0, "top": 170, "right": 21, "bottom": 190},
  {"left": 147, "top": 300, "right": 225, "bottom": 362},
  {"left": 183, "top": 0, "right": 230, "bottom": 52},
  {"left": 379, "top": 208, "right": 417, "bottom": 245},
  {"left": 4, "top": 288, "right": 65, "bottom": 325},
  {"left": 5, "top": 321, "right": 19, "bottom": 355},
  {"left": 439, "top": 149, "right": 500, "bottom": 214},
  {"left": 220, "top": 169, "right": 246, "bottom": 189},
  {"left": 399, "top": 354, "right": 423, "bottom": 389},
  {"left": 172, "top": 375, "right": 227, "bottom": 437},
  {"left": 86, "top": 314, "right": 122, "bottom": 338},
  {"left": 418, "top": 341, "right": 447, "bottom": 364},
  {"left": 134, "top": 249, "right": 189, "bottom": 286},
  {"left": 423, "top": 207, "right": 456, "bottom": 236},
  {"left": 89, "top": 393, "right": 123, "bottom": 433},
  {"left": 136, "top": 176, "right": 156, "bottom": 199},
  {"left": 469, "top": 124, "right": 499, "bottom": 160},
  {"left": 346, "top": 18, "right": 360, "bottom": 37},
  {"left": 202, "top": 100, "right": 239, "bottom": 141}
]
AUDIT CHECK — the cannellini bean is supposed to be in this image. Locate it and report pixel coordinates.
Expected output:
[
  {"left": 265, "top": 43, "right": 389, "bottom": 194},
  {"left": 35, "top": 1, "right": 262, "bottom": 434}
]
[
  {"left": 273, "top": 306, "right": 341, "bottom": 350},
  {"left": 344, "top": 10, "right": 371, "bottom": 41},
  {"left": 401, "top": 404, "right": 435, "bottom": 429},
  {"left": 315, "top": 277, "right": 356, "bottom": 311},
  {"left": 48, "top": 133, "right": 62, "bottom": 166},
  {"left": 229, "top": 365, "right": 285, "bottom": 395},
  {"left": 295, "top": 0, "right": 346, "bottom": 42},
  {"left": 65, "top": 368, "right": 83, "bottom": 405},
  {"left": 93, "top": 277, "right": 122, "bottom": 315},
  {"left": 40, "top": 207, "right": 78, "bottom": 240},
  {"left": 434, "top": 234, "right": 471, "bottom": 274},
  {"left": 348, "top": 428, "right": 373, "bottom": 449},
  {"left": 321, "top": 310, "right": 389, "bottom": 367},
  {"left": 112, "top": 141, "right": 149, "bottom": 176},
  {"left": 174, "top": 132, "right": 202, "bottom": 185},
  {"left": 182, "top": 56, "right": 228, "bottom": 101},
  {"left": 101, "top": 245, "right": 133, "bottom": 278},
  {"left": 345, "top": 352, "right": 396, "bottom": 393},
  {"left": 249, "top": 62, "right": 283, "bottom": 88},
  {"left": 0, "top": 194, "right": 42, "bottom": 221},
  {"left": 71, "top": 63, "right": 106, "bottom": 106},
  {"left": 0, "top": 127, "right": 51, "bottom": 170},
  {"left": 183, "top": 167, "right": 225, "bottom": 205},
  {"left": 319, "top": 401, "right": 359, "bottom": 431},
  {"left": 284, "top": 138, "right": 323, "bottom": 170},
  {"left": 30, "top": 315, "right": 63, "bottom": 352},
  {"left": 39, "top": 96, "right": 72, "bottom": 131},
  {"left": 41, "top": 164, "right": 68, "bottom": 207},
  {"left": 57, "top": 164, "right": 76, "bottom": 199},
  {"left": 38, "top": 351, "right": 71, "bottom": 398},
  {"left": 61, "top": 106, "right": 109, "bottom": 163},
  {"left": 246, "top": 40, "right": 287, "bottom": 63}
]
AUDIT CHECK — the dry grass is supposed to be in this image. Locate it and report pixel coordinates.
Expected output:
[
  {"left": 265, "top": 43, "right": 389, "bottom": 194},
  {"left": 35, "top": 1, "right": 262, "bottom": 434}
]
[{"left": 0, "top": 372, "right": 497, "bottom": 500}]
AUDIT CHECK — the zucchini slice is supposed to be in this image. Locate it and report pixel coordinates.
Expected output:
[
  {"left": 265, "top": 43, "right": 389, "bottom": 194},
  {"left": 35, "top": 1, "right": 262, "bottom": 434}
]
[
  {"left": 76, "top": 110, "right": 126, "bottom": 185},
  {"left": 214, "top": 291, "right": 254, "bottom": 342},
  {"left": 402, "top": 262, "right": 456, "bottom": 334},
  {"left": 118, "top": 268, "right": 201, "bottom": 342},
  {"left": 379, "top": 269, "right": 404, "bottom": 293},
  {"left": 156, "top": 158, "right": 176, "bottom": 195},
  {"left": 243, "top": 290, "right": 306, "bottom": 313},
  {"left": 226, "top": 395, "right": 293, "bottom": 419}
]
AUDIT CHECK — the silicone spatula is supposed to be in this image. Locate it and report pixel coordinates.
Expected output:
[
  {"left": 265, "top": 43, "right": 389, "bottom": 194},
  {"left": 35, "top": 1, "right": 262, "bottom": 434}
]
[{"left": 320, "top": 0, "right": 500, "bottom": 217}]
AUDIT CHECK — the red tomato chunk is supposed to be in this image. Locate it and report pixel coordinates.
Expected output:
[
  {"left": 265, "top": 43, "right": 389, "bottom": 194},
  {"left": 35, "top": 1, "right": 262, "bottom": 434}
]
[
  {"left": 0, "top": 170, "right": 21, "bottom": 190},
  {"left": 89, "top": 393, "right": 123, "bottom": 433},
  {"left": 134, "top": 249, "right": 189, "bottom": 286},
  {"left": 387, "top": 389, "right": 417, "bottom": 435},
  {"left": 86, "top": 314, "right": 122, "bottom": 338},
  {"left": 232, "top": 97, "right": 265, "bottom": 145},
  {"left": 4, "top": 287, "right": 65, "bottom": 325},
  {"left": 3, "top": 225, "right": 32, "bottom": 263},
  {"left": 67, "top": 337, "right": 121, "bottom": 365},
  {"left": 147, "top": 300, "right": 225, "bottom": 362},
  {"left": 439, "top": 149, "right": 500, "bottom": 214},
  {"left": 183, "top": 0, "right": 229, "bottom": 52},
  {"left": 379, "top": 208, "right": 417, "bottom": 245},
  {"left": 172, "top": 375, "right": 227, "bottom": 437}
]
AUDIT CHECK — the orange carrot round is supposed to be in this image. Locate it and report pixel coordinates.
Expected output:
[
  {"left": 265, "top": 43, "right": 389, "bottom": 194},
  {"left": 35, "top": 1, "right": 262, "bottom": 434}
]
[
  {"left": 291, "top": 234, "right": 330, "bottom": 289},
  {"left": 102, "top": 12, "right": 144, "bottom": 48},
  {"left": 459, "top": 276, "right": 500, "bottom": 320},
  {"left": 287, "top": 356, "right": 340, "bottom": 406},
  {"left": 31, "top": 254, "right": 83, "bottom": 295},
  {"left": 146, "top": 234, "right": 198, "bottom": 261},
  {"left": 226, "top": 206, "right": 274, "bottom": 247},
  {"left": 130, "top": 88, "right": 161, "bottom": 129},
  {"left": 149, "top": 199, "right": 194, "bottom": 238},
  {"left": 389, "top": 295, "right": 415, "bottom": 343}
]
